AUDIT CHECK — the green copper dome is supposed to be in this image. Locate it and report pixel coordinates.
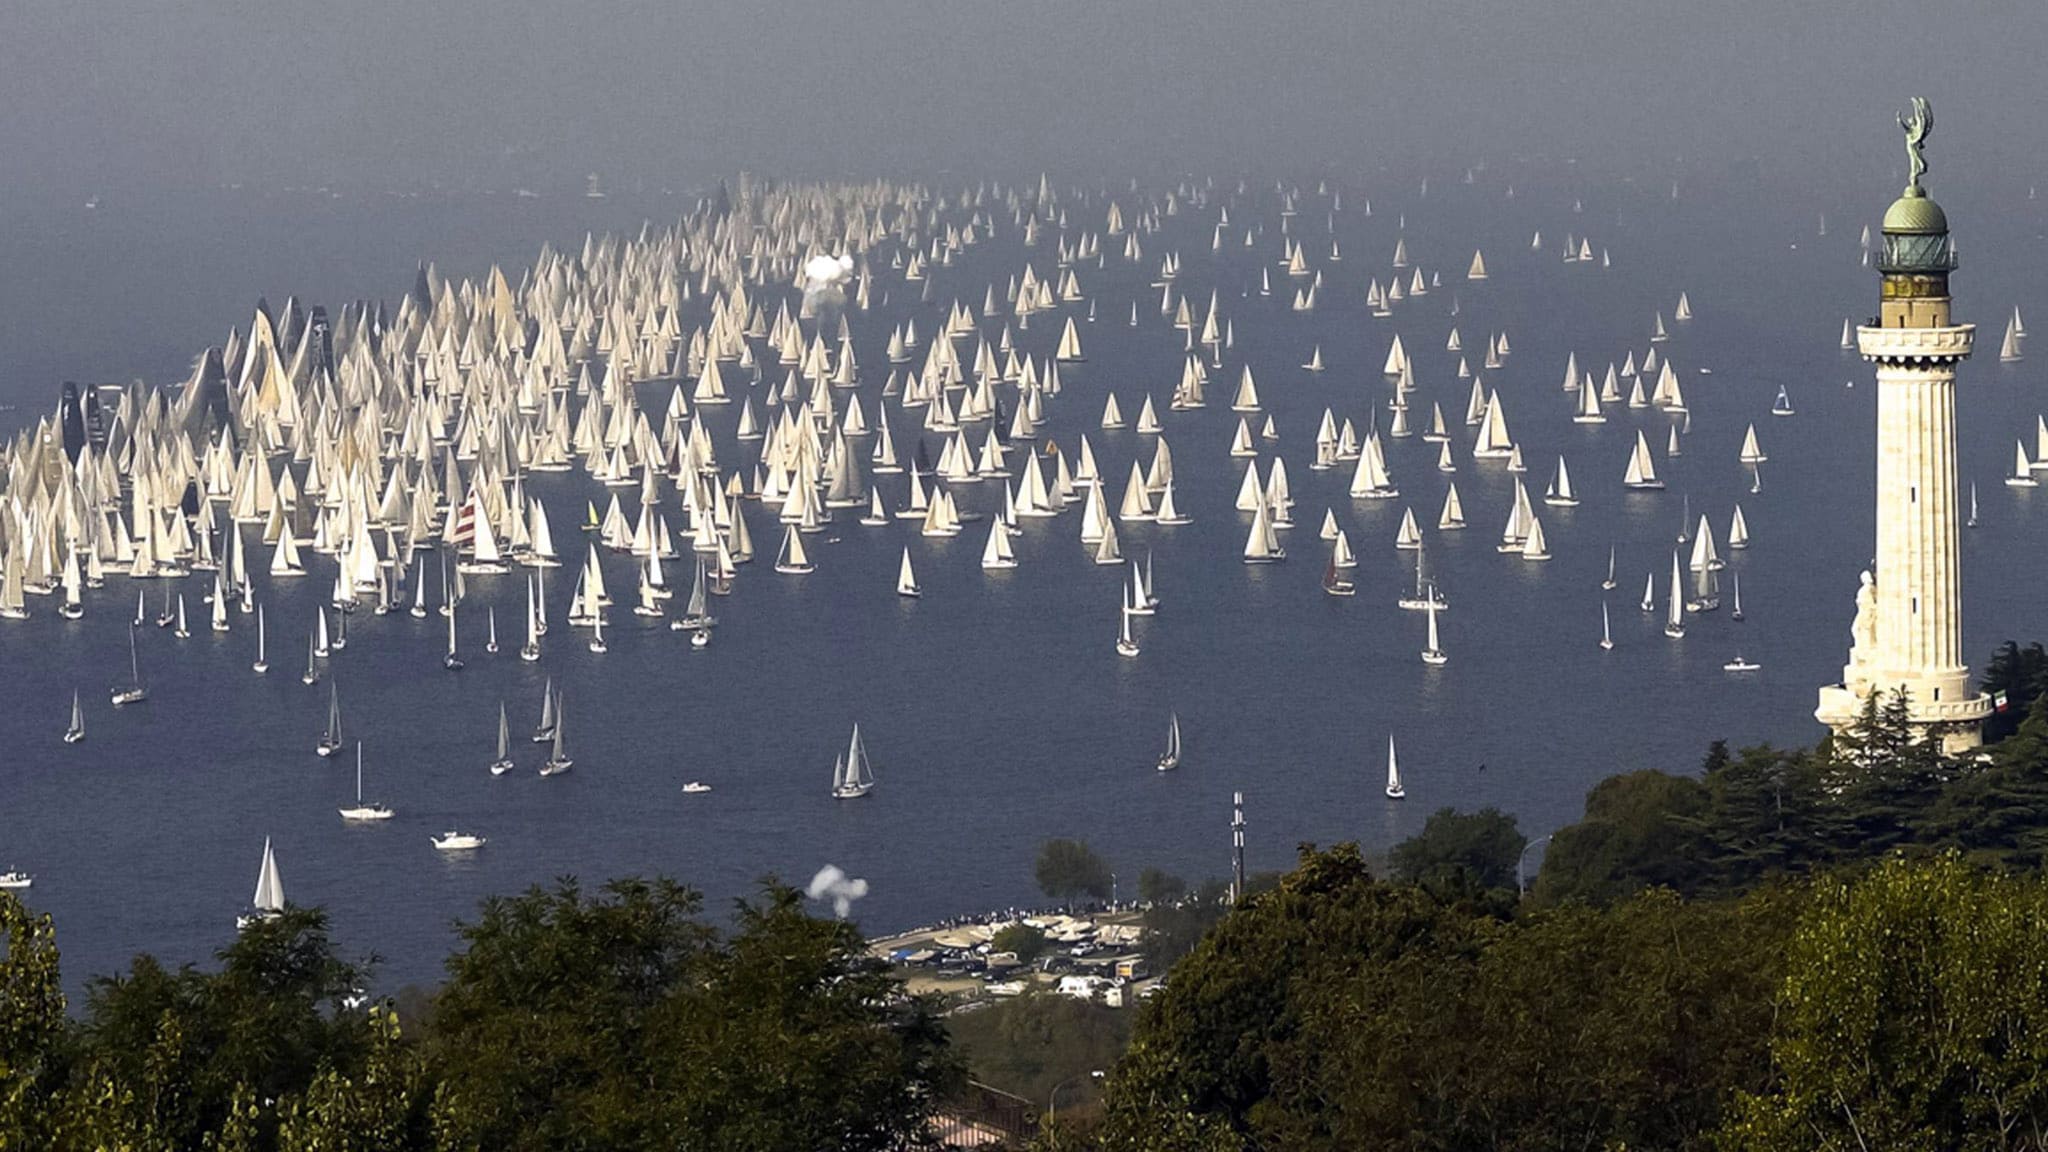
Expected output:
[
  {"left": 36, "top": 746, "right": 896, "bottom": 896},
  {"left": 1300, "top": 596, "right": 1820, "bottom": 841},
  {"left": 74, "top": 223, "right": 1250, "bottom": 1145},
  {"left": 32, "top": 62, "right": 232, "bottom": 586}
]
[{"left": 1883, "top": 190, "right": 1948, "bottom": 235}]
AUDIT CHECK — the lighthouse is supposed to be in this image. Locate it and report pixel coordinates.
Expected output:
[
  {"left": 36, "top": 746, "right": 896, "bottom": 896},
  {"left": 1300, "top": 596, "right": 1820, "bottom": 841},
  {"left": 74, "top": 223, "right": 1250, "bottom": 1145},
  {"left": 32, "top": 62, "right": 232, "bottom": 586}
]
[{"left": 1816, "top": 98, "right": 1991, "bottom": 752}]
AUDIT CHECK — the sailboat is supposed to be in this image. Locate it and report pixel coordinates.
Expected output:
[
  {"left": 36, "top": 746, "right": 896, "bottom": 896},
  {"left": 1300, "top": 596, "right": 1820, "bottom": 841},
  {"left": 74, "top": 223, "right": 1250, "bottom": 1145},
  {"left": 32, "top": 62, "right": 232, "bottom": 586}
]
[
  {"left": 443, "top": 601, "right": 465, "bottom": 670},
  {"left": 1664, "top": 552, "right": 1687, "bottom": 638},
  {"left": 1968, "top": 482, "right": 1980, "bottom": 528},
  {"left": 301, "top": 629, "right": 320, "bottom": 686},
  {"left": 2009, "top": 440, "right": 2039, "bottom": 487},
  {"left": 833, "top": 723, "right": 877, "bottom": 798},
  {"left": 1116, "top": 603, "right": 1141, "bottom": 657},
  {"left": 485, "top": 607, "right": 499, "bottom": 654},
  {"left": 1322, "top": 551, "right": 1356, "bottom": 597},
  {"left": 111, "top": 625, "right": 147, "bottom": 705},
  {"left": 490, "top": 703, "right": 516, "bottom": 776},
  {"left": 520, "top": 579, "right": 542, "bottom": 661},
  {"left": 252, "top": 605, "right": 269, "bottom": 673},
  {"left": 1771, "top": 385, "right": 1795, "bottom": 417},
  {"left": 64, "top": 689, "right": 85, "bottom": 744},
  {"left": 1600, "top": 602, "right": 1614, "bottom": 650},
  {"left": 540, "top": 692, "right": 573, "bottom": 775},
  {"left": 533, "top": 680, "right": 557, "bottom": 742},
  {"left": 317, "top": 684, "right": 344, "bottom": 757},
  {"left": 1421, "top": 599, "right": 1447, "bottom": 666},
  {"left": 896, "top": 548, "right": 922, "bottom": 598},
  {"left": 588, "top": 605, "right": 607, "bottom": 654},
  {"left": 338, "top": 743, "right": 394, "bottom": 821},
  {"left": 1157, "top": 713, "right": 1181, "bottom": 771},
  {"left": 775, "top": 524, "right": 815, "bottom": 573},
  {"left": 173, "top": 594, "right": 190, "bottom": 639},
  {"left": 1384, "top": 735, "right": 1406, "bottom": 799},
  {"left": 238, "top": 838, "right": 285, "bottom": 929},
  {"left": 1602, "top": 544, "right": 1618, "bottom": 590},
  {"left": 1731, "top": 571, "right": 1746, "bottom": 622}
]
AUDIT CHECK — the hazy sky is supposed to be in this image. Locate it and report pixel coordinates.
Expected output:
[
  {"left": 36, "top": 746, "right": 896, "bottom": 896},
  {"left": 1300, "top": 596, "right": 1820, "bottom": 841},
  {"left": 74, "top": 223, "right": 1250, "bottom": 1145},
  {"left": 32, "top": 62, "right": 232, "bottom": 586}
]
[{"left": 5, "top": 1, "right": 2045, "bottom": 191}]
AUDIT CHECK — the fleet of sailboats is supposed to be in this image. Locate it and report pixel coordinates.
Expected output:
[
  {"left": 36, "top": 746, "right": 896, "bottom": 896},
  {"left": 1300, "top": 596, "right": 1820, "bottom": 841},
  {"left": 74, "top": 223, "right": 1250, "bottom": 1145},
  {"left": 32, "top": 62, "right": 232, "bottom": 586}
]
[{"left": 11, "top": 170, "right": 2006, "bottom": 914}]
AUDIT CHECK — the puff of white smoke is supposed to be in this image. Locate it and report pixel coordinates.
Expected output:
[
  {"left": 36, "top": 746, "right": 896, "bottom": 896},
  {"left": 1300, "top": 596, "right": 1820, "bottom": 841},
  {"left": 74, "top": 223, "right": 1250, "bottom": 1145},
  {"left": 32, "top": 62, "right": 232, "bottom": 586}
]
[
  {"left": 806, "top": 864, "right": 870, "bottom": 919},
  {"left": 803, "top": 253, "right": 855, "bottom": 291}
]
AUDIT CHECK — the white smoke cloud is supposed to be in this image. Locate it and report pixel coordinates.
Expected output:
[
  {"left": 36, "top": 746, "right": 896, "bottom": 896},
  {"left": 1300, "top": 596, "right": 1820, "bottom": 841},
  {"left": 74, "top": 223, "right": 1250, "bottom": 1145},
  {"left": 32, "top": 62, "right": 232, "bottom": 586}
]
[
  {"left": 801, "top": 253, "right": 855, "bottom": 315},
  {"left": 806, "top": 864, "right": 870, "bottom": 919}
]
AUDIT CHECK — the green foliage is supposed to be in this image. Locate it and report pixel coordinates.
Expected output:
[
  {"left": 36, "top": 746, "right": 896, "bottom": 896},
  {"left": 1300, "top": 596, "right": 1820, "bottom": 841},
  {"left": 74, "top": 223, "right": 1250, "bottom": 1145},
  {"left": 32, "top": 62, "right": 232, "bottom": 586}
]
[
  {"left": 1725, "top": 854, "right": 2048, "bottom": 1151},
  {"left": 1098, "top": 844, "right": 1791, "bottom": 1150},
  {"left": 1134, "top": 869, "right": 1185, "bottom": 906},
  {"left": 0, "top": 893, "right": 66, "bottom": 1151},
  {"left": 945, "top": 993, "right": 1130, "bottom": 1112},
  {"left": 991, "top": 923, "right": 1051, "bottom": 964},
  {"left": 1981, "top": 640, "right": 2048, "bottom": 743},
  {"left": 1137, "top": 879, "right": 1231, "bottom": 970},
  {"left": 1036, "top": 840, "right": 1113, "bottom": 902},
  {"left": 1387, "top": 805, "right": 1526, "bottom": 892},
  {"left": 428, "top": 877, "right": 957, "bottom": 1152},
  {"left": 1534, "top": 769, "right": 1711, "bottom": 904},
  {"left": 70, "top": 907, "right": 371, "bottom": 1150}
]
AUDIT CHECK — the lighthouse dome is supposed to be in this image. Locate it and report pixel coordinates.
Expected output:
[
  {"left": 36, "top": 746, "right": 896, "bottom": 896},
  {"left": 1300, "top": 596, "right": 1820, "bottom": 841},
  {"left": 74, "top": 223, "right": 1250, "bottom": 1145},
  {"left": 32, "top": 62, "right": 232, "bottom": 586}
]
[{"left": 1882, "top": 189, "right": 1948, "bottom": 236}]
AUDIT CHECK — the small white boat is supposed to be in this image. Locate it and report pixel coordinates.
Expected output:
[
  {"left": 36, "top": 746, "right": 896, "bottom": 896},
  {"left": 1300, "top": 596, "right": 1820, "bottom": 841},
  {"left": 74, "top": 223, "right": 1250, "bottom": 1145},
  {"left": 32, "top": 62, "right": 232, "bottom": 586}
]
[
  {"left": 833, "top": 723, "right": 877, "bottom": 798},
  {"left": 0, "top": 871, "right": 30, "bottom": 890},
  {"left": 532, "top": 678, "right": 557, "bottom": 742},
  {"left": 64, "top": 689, "right": 85, "bottom": 744},
  {"left": 540, "top": 692, "right": 573, "bottom": 776},
  {"left": 1421, "top": 599, "right": 1447, "bottom": 666},
  {"left": 1771, "top": 385, "right": 1795, "bottom": 417},
  {"left": 1723, "top": 654, "right": 1761, "bottom": 673},
  {"left": 896, "top": 548, "right": 922, "bottom": 598},
  {"left": 1600, "top": 601, "right": 1614, "bottom": 650},
  {"left": 1601, "top": 544, "right": 1618, "bottom": 590},
  {"left": 433, "top": 831, "right": 486, "bottom": 852},
  {"left": 1158, "top": 712, "right": 1182, "bottom": 772},
  {"left": 1384, "top": 734, "right": 1406, "bottom": 799},
  {"left": 237, "top": 837, "right": 285, "bottom": 929},
  {"left": 490, "top": 703, "right": 516, "bottom": 776},
  {"left": 1115, "top": 604, "right": 1140, "bottom": 657},
  {"left": 316, "top": 684, "right": 344, "bottom": 757},
  {"left": 111, "top": 626, "right": 148, "bottom": 705},
  {"left": 252, "top": 605, "right": 269, "bottom": 673},
  {"left": 1664, "top": 552, "right": 1687, "bottom": 639},
  {"left": 338, "top": 743, "right": 394, "bottom": 822},
  {"left": 682, "top": 781, "right": 712, "bottom": 794}
]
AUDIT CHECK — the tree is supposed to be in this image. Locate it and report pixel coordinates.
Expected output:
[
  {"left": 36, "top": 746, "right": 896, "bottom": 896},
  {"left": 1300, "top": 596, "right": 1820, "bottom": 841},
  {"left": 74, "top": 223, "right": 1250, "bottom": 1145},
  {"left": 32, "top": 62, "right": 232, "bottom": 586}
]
[
  {"left": 1387, "top": 806, "right": 1526, "bottom": 891},
  {"left": 72, "top": 907, "right": 371, "bottom": 1150},
  {"left": 1135, "top": 869, "right": 1186, "bottom": 906},
  {"left": 1036, "top": 840, "right": 1113, "bottom": 903},
  {"left": 1725, "top": 854, "right": 2048, "bottom": 1150},
  {"left": 1097, "top": 844, "right": 1795, "bottom": 1151},
  {"left": 428, "top": 877, "right": 958, "bottom": 1152},
  {"left": 1533, "top": 770, "right": 1710, "bottom": 904},
  {"left": 992, "top": 923, "right": 1051, "bottom": 964},
  {"left": 0, "top": 894, "right": 66, "bottom": 1151}
]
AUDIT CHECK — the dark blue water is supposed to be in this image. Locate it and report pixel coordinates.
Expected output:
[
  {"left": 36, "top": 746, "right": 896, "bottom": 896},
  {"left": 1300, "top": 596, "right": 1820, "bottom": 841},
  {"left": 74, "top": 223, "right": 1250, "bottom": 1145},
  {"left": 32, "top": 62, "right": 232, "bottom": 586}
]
[{"left": 0, "top": 172, "right": 2043, "bottom": 995}]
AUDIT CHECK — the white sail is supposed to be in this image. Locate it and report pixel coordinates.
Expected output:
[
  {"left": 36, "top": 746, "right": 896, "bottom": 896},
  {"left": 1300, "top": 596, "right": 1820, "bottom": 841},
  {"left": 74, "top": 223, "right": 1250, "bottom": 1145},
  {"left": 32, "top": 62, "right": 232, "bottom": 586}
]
[
  {"left": 252, "top": 838, "right": 284, "bottom": 914},
  {"left": 1384, "top": 735, "right": 1405, "bottom": 798},
  {"left": 896, "top": 547, "right": 921, "bottom": 597}
]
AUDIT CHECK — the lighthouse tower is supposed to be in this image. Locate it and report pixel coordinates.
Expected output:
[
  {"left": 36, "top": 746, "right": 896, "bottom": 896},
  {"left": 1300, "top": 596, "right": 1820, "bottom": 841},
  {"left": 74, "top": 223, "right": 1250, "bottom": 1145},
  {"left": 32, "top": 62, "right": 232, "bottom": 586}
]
[{"left": 1816, "top": 98, "right": 1991, "bottom": 752}]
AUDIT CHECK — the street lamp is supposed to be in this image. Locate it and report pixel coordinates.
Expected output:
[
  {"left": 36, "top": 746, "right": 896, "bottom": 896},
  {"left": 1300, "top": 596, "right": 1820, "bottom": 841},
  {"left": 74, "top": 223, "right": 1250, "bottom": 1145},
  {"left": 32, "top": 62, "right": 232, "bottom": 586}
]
[
  {"left": 1517, "top": 834, "right": 1555, "bottom": 897},
  {"left": 1048, "top": 1069, "right": 1105, "bottom": 1124}
]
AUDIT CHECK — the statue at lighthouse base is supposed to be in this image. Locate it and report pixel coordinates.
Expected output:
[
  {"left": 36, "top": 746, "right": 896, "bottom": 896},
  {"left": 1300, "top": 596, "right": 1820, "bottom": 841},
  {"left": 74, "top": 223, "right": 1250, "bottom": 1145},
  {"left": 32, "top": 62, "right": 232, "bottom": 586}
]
[{"left": 1816, "top": 569, "right": 1990, "bottom": 755}]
